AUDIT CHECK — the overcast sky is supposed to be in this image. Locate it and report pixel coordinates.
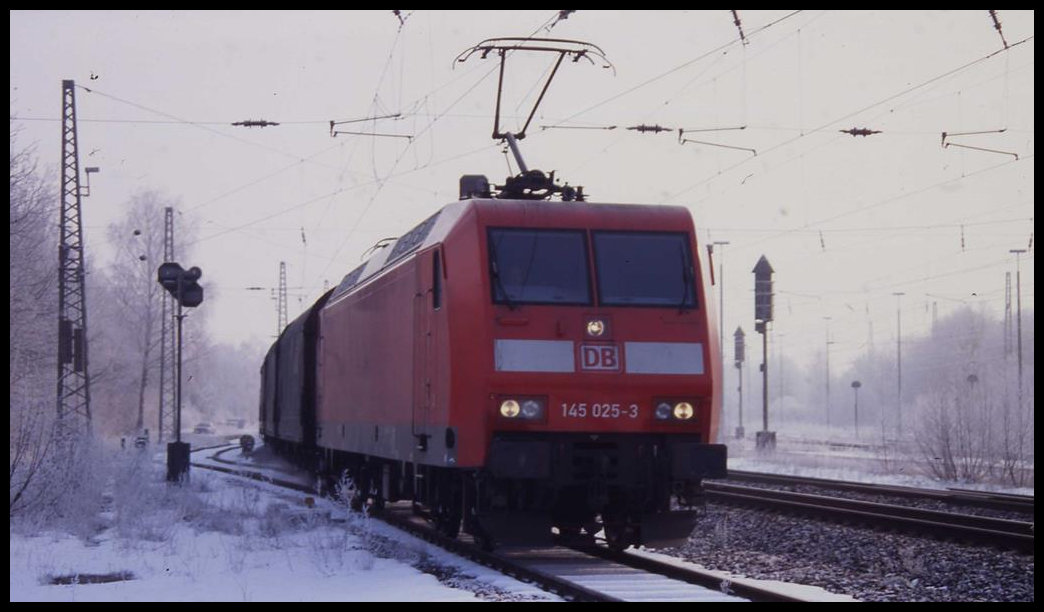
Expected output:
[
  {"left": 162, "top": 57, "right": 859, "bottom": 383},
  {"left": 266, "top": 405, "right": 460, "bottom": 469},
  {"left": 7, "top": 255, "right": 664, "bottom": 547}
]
[{"left": 10, "top": 10, "right": 1034, "bottom": 372}]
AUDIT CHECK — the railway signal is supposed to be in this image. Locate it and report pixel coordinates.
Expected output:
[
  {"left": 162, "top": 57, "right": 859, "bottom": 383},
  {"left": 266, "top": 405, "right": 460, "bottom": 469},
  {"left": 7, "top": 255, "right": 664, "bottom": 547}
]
[
  {"left": 156, "top": 261, "right": 204, "bottom": 482},
  {"left": 157, "top": 262, "right": 203, "bottom": 307},
  {"left": 752, "top": 256, "right": 776, "bottom": 451},
  {"left": 753, "top": 256, "right": 774, "bottom": 330},
  {"left": 734, "top": 326, "right": 745, "bottom": 439}
]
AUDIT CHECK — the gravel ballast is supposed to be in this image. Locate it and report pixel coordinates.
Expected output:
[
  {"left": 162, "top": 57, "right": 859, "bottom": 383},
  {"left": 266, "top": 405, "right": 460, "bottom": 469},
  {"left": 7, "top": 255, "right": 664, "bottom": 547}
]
[{"left": 665, "top": 504, "right": 1034, "bottom": 602}]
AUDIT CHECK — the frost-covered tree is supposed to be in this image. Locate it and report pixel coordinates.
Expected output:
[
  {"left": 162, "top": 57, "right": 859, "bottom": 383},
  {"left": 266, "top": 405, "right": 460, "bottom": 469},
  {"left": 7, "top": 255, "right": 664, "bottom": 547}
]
[
  {"left": 840, "top": 306, "right": 1035, "bottom": 484},
  {"left": 89, "top": 191, "right": 207, "bottom": 436},
  {"left": 908, "top": 307, "right": 1032, "bottom": 483},
  {"left": 10, "top": 126, "right": 61, "bottom": 517},
  {"left": 104, "top": 192, "right": 172, "bottom": 432},
  {"left": 9, "top": 127, "right": 56, "bottom": 394}
]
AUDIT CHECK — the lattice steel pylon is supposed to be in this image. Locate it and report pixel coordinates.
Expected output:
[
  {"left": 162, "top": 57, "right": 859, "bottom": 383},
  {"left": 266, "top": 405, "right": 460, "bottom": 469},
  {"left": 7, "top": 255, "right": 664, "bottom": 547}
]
[
  {"left": 158, "top": 207, "right": 177, "bottom": 442},
  {"left": 277, "top": 261, "right": 288, "bottom": 335},
  {"left": 56, "top": 79, "right": 92, "bottom": 436}
]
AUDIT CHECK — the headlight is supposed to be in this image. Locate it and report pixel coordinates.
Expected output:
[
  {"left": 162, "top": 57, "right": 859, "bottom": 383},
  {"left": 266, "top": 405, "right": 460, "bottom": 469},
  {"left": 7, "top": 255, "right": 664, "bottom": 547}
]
[
  {"left": 520, "top": 399, "right": 542, "bottom": 419},
  {"left": 498, "top": 396, "right": 546, "bottom": 421},
  {"left": 586, "top": 319, "right": 606, "bottom": 337},
  {"left": 500, "top": 399, "right": 520, "bottom": 418},
  {"left": 654, "top": 398, "right": 698, "bottom": 421},
  {"left": 673, "top": 401, "right": 695, "bottom": 420}
]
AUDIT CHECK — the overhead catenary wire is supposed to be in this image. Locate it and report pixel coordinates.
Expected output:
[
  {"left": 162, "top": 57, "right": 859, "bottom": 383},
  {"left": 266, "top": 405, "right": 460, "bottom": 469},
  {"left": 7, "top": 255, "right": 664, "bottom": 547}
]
[
  {"left": 545, "top": 11, "right": 805, "bottom": 129},
  {"left": 28, "top": 86, "right": 400, "bottom": 253},
  {"left": 32, "top": 13, "right": 667, "bottom": 296},
  {"left": 57, "top": 13, "right": 538, "bottom": 291},
  {"left": 316, "top": 9, "right": 579, "bottom": 286},
  {"left": 576, "top": 16, "right": 1023, "bottom": 213},
  {"left": 315, "top": 63, "right": 504, "bottom": 285},
  {"left": 555, "top": 12, "right": 823, "bottom": 178},
  {"left": 29, "top": 12, "right": 1028, "bottom": 350},
  {"left": 737, "top": 154, "right": 1032, "bottom": 252},
  {"left": 76, "top": 85, "right": 328, "bottom": 165},
  {"left": 662, "top": 34, "right": 1035, "bottom": 205}
]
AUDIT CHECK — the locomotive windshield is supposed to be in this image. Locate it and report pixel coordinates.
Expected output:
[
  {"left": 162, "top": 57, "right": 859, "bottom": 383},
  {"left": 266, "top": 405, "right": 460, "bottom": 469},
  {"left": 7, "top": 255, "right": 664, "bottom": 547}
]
[
  {"left": 488, "top": 228, "right": 592, "bottom": 305},
  {"left": 593, "top": 231, "right": 697, "bottom": 308}
]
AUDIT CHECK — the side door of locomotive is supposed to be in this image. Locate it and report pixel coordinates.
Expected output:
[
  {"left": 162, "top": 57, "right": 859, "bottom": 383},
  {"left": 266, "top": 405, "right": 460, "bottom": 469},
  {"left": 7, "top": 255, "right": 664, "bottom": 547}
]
[{"left": 411, "top": 247, "right": 443, "bottom": 453}]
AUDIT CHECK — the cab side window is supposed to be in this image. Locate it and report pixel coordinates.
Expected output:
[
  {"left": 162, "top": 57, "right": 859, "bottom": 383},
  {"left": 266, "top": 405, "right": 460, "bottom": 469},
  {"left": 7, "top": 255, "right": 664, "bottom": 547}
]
[{"left": 432, "top": 250, "right": 442, "bottom": 310}]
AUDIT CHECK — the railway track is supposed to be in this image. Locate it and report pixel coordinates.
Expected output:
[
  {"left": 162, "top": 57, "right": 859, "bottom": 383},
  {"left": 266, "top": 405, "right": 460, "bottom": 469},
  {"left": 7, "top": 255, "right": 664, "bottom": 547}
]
[
  {"left": 190, "top": 444, "right": 816, "bottom": 602},
  {"left": 705, "top": 478, "right": 1034, "bottom": 554},
  {"left": 195, "top": 444, "right": 1032, "bottom": 556},
  {"left": 725, "top": 469, "right": 1034, "bottom": 514},
  {"left": 379, "top": 505, "right": 760, "bottom": 602},
  {"left": 191, "top": 441, "right": 315, "bottom": 493}
]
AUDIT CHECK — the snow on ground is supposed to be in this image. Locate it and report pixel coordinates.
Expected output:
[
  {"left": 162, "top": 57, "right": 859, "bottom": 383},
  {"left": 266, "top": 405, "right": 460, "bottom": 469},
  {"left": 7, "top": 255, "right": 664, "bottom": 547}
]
[
  {"left": 11, "top": 435, "right": 1031, "bottom": 602},
  {"left": 725, "top": 433, "right": 1035, "bottom": 496},
  {"left": 10, "top": 445, "right": 558, "bottom": 602}
]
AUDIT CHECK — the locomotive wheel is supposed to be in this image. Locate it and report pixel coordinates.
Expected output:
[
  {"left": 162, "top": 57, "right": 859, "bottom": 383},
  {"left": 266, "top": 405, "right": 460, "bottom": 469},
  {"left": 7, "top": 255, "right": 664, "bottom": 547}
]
[
  {"left": 315, "top": 457, "right": 336, "bottom": 499},
  {"left": 316, "top": 472, "right": 336, "bottom": 499},
  {"left": 472, "top": 527, "right": 495, "bottom": 552},
  {"left": 351, "top": 466, "right": 385, "bottom": 514},
  {"left": 603, "top": 517, "right": 633, "bottom": 552},
  {"left": 433, "top": 472, "right": 462, "bottom": 538},
  {"left": 366, "top": 480, "right": 386, "bottom": 513},
  {"left": 435, "top": 503, "right": 461, "bottom": 538},
  {"left": 604, "top": 524, "right": 629, "bottom": 552}
]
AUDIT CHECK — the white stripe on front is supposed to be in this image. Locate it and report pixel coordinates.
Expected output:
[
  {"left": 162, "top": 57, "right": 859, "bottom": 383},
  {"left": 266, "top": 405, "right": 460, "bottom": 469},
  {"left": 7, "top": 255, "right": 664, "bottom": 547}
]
[
  {"left": 494, "top": 339, "right": 575, "bottom": 372},
  {"left": 624, "top": 342, "right": 704, "bottom": 375}
]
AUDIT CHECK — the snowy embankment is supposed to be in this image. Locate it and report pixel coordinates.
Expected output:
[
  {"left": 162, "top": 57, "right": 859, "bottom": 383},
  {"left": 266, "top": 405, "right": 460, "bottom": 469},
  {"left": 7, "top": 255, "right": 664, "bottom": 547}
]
[{"left": 10, "top": 446, "right": 557, "bottom": 602}]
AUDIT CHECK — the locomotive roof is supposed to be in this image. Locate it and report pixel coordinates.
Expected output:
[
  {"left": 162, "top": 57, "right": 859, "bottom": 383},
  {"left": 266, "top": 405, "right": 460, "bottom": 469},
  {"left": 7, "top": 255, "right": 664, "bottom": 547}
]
[
  {"left": 469, "top": 198, "right": 695, "bottom": 229},
  {"left": 329, "top": 198, "right": 695, "bottom": 301}
]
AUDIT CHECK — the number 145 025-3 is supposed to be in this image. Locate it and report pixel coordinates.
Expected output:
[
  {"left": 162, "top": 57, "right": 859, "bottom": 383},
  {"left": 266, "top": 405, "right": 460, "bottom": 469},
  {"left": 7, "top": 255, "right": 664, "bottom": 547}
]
[{"left": 561, "top": 402, "right": 639, "bottom": 419}]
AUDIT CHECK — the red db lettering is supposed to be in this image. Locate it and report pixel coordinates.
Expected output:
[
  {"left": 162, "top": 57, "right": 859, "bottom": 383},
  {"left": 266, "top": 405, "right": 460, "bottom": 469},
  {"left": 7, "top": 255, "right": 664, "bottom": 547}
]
[
  {"left": 583, "top": 346, "right": 600, "bottom": 368},
  {"left": 580, "top": 344, "right": 620, "bottom": 371}
]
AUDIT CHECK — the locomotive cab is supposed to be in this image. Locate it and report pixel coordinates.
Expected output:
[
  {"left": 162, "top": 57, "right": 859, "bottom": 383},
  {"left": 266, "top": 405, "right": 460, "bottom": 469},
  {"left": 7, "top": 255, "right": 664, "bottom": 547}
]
[{"left": 460, "top": 196, "right": 727, "bottom": 549}]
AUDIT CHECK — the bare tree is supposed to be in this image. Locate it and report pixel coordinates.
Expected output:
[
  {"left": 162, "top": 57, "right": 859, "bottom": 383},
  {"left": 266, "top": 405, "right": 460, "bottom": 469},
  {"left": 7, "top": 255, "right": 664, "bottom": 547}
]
[
  {"left": 912, "top": 373, "right": 990, "bottom": 482},
  {"left": 996, "top": 363, "right": 1034, "bottom": 487},
  {"left": 104, "top": 192, "right": 169, "bottom": 431},
  {"left": 87, "top": 193, "right": 205, "bottom": 436},
  {"left": 839, "top": 306, "right": 1033, "bottom": 485},
  {"left": 906, "top": 307, "right": 1033, "bottom": 484},
  {"left": 9, "top": 127, "right": 56, "bottom": 383},
  {"left": 10, "top": 126, "right": 60, "bottom": 517},
  {"left": 10, "top": 127, "right": 109, "bottom": 524}
]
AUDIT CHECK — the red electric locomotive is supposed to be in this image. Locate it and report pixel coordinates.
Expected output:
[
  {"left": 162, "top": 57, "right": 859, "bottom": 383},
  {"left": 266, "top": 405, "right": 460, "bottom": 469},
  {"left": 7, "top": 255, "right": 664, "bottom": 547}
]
[{"left": 261, "top": 168, "right": 727, "bottom": 550}]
